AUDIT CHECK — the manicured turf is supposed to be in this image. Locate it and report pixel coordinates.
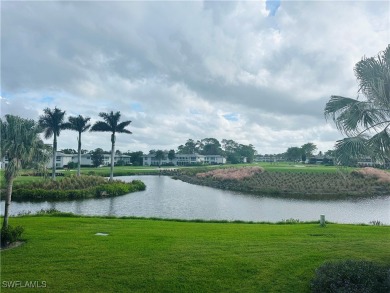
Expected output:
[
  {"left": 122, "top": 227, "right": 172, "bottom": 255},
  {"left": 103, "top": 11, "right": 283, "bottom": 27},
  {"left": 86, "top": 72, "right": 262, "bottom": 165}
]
[
  {"left": 1, "top": 216, "right": 389, "bottom": 292},
  {"left": 0, "top": 163, "right": 354, "bottom": 188}
]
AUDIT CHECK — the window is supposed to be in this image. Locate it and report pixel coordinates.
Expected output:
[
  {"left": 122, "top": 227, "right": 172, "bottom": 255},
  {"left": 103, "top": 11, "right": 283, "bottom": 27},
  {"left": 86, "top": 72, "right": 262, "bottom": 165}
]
[{"left": 56, "top": 157, "right": 61, "bottom": 161}]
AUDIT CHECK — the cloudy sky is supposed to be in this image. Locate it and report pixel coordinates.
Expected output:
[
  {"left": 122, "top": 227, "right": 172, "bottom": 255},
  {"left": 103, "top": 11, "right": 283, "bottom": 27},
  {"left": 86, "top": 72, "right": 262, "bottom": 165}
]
[{"left": 1, "top": 0, "right": 389, "bottom": 155}]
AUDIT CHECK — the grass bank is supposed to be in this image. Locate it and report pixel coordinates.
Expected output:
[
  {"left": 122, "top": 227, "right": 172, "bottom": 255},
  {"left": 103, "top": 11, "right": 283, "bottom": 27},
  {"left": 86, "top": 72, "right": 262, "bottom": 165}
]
[
  {"left": 1, "top": 216, "right": 389, "bottom": 292},
  {"left": 1, "top": 176, "right": 146, "bottom": 202},
  {"left": 175, "top": 166, "right": 390, "bottom": 200},
  {"left": 0, "top": 166, "right": 163, "bottom": 188}
]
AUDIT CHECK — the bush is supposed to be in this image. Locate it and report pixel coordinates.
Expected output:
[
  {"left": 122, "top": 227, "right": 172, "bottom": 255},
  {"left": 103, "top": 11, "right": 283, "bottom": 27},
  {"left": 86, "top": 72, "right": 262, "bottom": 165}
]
[
  {"left": 162, "top": 162, "right": 175, "bottom": 166},
  {"left": 1, "top": 225, "right": 24, "bottom": 247},
  {"left": 67, "top": 162, "right": 77, "bottom": 169},
  {"left": 311, "top": 260, "right": 390, "bottom": 293},
  {"left": 115, "top": 160, "right": 126, "bottom": 166},
  {"left": 131, "top": 180, "right": 146, "bottom": 191}
]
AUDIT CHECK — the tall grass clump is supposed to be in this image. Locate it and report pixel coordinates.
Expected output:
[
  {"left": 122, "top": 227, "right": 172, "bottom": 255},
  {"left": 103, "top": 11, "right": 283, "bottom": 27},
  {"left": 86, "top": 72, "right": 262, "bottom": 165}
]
[
  {"left": 196, "top": 166, "right": 264, "bottom": 180},
  {"left": 351, "top": 167, "right": 390, "bottom": 183}
]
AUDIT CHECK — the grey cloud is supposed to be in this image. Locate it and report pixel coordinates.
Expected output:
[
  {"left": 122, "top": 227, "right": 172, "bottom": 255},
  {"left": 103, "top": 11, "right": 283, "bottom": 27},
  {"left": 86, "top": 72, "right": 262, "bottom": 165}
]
[{"left": 1, "top": 1, "right": 387, "bottom": 154}]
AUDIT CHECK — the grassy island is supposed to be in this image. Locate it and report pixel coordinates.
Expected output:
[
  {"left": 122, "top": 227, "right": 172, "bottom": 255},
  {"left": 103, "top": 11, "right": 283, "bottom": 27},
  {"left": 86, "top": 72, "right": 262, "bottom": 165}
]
[
  {"left": 174, "top": 166, "right": 390, "bottom": 200},
  {"left": 1, "top": 175, "right": 146, "bottom": 201}
]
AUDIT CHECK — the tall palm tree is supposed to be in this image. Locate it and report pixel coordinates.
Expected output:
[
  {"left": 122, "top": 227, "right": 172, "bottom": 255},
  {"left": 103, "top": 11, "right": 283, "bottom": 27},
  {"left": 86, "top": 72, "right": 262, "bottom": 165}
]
[
  {"left": 0, "top": 115, "right": 45, "bottom": 230},
  {"left": 65, "top": 115, "right": 91, "bottom": 176},
  {"left": 90, "top": 111, "right": 132, "bottom": 181},
  {"left": 38, "top": 107, "right": 67, "bottom": 180},
  {"left": 325, "top": 45, "right": 390, "bottom": 165}
]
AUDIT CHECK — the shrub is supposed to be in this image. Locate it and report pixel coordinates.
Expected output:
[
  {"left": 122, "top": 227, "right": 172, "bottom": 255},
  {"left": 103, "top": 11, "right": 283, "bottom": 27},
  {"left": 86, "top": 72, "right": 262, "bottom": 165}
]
[
  {"left": 311, "top": 260, "right": 390, "bottom": 293},
  {"left": 131, "top": 180, "right": 146, "bottom": 191},
  {"left": 1, "top": 225, "right": 24, "bottom": 247},
  {"left": 67, "top": 162, "right": 77, "bottom": 169}
]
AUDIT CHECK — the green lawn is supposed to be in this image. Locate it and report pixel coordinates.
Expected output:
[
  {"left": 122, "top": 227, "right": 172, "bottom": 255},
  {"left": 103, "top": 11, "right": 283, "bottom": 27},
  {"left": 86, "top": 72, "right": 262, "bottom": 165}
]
[
  {"left": 0, "top": 163, "right": 353, "bottom": 188},
  {"left": 2, "top": 216, "right": 389, "bottom": 292}
]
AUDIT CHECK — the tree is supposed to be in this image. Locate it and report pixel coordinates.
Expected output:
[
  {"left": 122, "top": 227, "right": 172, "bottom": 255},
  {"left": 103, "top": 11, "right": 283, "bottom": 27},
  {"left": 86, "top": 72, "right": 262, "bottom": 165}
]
[
  {"left": 91, "top": 148, "right": 104, "bottom": 167},
  {"left": 222, "top": 139, "right": 239, "bottom": 154},
  {"left": 200, "top": 138, "right": 223, "bottom": 155},
  {"left": 60, "top": 148, "right": 77, "bottom": 154},
  {"left": 168, "top": 149, "right": 176, "bottom": 161},
  {"left": 325, "top": 45, "right": 390, "bottom": 165},
  {"left": 0, "top": 115, "right": 45, "bottom": 230},
  {"left": 124, "top": 151, "right": 143, "bottom": 166},
  {"left": 222, "top": 139, "right": 240, "bottom": 163},
  {"left": 238, "top": 144, "right": 256, "bottom": 163},
  {"left": 154, "top": 150, "right": 166, "bottom": 166},
  {"left": 301, "top": 143, "right": 317, "bottom": 157},
  {"left": 285, "top": 147, "right": 303, "bottom": 162},
  {"left": 90, "top": 111, "right": 132, "bottom": 181},
  {"left": 64, "top": 115, "right": 91, "bottom": 176},
  {"left": 177, "top": 139, "right": 200, "bottom": 154},
  {"left": 301, "top": 142, "right": 317, "bottom": 162},
  {"left": 38, "top": 107, "right": 67, "bottom": 180},
  {"left": 324, "top": 150, "right": 335, "bottom": 158}
]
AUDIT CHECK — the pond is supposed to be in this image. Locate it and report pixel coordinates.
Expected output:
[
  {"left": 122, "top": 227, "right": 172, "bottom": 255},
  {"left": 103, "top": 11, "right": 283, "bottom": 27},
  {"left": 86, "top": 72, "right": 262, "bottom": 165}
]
[{"left": 1, "top": 176, "right": 390, "bottom": 224}]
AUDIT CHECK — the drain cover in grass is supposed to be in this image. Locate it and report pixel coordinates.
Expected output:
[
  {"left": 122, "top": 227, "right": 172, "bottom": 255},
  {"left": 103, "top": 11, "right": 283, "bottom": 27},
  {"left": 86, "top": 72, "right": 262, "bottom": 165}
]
[{"left": 95, "top": 233, "right": 109, "bottom": 236}]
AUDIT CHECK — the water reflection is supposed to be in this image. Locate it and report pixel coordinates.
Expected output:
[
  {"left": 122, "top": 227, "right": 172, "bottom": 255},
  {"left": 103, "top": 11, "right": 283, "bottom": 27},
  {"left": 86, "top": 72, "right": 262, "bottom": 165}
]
[{"left": 1, "top": 176, "right": 389, "bottom": 224}]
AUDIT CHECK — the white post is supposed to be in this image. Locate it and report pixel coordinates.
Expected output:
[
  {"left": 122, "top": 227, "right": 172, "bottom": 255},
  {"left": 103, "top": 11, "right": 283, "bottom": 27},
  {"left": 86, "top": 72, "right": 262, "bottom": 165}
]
[{"left": 320, "top": 215, "right": 326, "bottom": 226}]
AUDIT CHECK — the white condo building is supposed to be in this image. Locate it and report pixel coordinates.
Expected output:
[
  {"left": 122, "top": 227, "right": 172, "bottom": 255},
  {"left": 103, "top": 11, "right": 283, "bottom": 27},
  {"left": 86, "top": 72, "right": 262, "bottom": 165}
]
[{"left": 142, "top": 153, "right": 226, "bottom": 166}]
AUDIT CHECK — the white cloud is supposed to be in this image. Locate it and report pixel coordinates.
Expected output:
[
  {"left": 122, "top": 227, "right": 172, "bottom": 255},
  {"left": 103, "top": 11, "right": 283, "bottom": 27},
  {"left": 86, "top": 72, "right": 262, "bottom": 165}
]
[{"left": 1, "top": 1, "right": 388, "bottom": 154}]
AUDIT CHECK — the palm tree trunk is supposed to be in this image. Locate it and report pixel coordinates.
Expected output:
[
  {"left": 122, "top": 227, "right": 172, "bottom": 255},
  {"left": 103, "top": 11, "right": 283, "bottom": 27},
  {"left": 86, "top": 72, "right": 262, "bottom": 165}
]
[
  {"left": 110, "top": 133, "right": 115, "bottom": 182},
  {"left": 52, "top": 135, "right": 57, "bottom": 180},
  {"left": 2, "top": 177, "right": 14, "bottom": 229},
  {"left": 77, "top": 132, "right": 81, "bottom": 177}
]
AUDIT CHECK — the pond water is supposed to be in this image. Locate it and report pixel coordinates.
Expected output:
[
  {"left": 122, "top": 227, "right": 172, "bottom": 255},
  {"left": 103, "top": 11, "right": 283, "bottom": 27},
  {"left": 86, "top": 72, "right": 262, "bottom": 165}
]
[{"left": 1, "top": 176, "right": 390, "bottom": 224}]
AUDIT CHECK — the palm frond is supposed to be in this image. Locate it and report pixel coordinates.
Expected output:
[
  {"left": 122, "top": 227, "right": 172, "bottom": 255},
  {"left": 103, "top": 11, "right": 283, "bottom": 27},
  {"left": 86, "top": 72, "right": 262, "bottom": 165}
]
[
  {"left": 324, "top": 96, "right": 358, "bottom": 121},
  {"left": 90, "top": 121, "right": 112, "bottom": 132},
  {"left": 366, "top": 128, "right": 390, "bottom": 162},
  {"left": 355, "top": 45, "right": 390, "bottom": 107},
  {"left": 67, "top": 115, "right": 91, "bottom": 133},
  {"left": 98, "top": 111, "right": 121, "bottom": 128},
  {"left": 43, "top": 128, "right": 54, "bottom": 139},
  {"left": 38, "top": 107, "right": 66, "bottom": 138},
  {"left": 116, "top": 120, "right": 132, "bottom": 134},
  {"left": 333, "top": 136, "right": 370, "bottom": 165},
  {"left": 324, "top": 96, "right": 387, "bottom": 135}
]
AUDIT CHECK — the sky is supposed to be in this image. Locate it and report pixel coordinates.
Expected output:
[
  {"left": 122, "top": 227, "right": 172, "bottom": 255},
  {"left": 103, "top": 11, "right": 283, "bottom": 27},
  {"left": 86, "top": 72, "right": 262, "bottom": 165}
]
[{"left": 1, "top": 0, "right": 389, "bottom": 155}]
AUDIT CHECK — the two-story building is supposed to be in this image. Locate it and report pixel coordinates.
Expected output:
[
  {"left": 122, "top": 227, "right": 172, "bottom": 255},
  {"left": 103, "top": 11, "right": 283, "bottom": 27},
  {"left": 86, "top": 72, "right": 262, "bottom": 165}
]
[
  {"left": 142, "top": 153, "right": 226, "bottom": 166},
  {"left": 45, "top": 152, "right": 131, "bottom": 168}
]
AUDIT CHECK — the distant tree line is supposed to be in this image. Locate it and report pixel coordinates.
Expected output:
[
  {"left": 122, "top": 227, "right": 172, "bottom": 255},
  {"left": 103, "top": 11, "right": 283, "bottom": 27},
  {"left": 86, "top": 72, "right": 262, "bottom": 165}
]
[{"left": 147, "top": 138, "right": 257, "bottom": 164}]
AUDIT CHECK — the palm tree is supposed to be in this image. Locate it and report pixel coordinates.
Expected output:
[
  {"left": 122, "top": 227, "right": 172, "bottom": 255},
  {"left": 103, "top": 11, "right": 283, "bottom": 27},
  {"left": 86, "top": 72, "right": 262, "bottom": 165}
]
[
  {"left": 0, "top": 115, "right": 45, "bottom": 230},
  {"left": 65, "top": 115, "right": 91, "bottom": 176},
  {"left": 90, "top": 111, "right": 132, "bottom": 181},
  {"left": 38, "top": 107, "right": 67, "bottom": 180},
  {"left": 325, "top": 45, "right": 390, "bottom": 165}
]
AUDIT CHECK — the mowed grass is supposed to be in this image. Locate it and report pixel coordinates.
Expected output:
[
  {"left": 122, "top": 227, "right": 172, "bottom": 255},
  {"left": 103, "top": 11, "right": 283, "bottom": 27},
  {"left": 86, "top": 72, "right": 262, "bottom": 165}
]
[
  {"left": 0, "top": 163, "right": 355, "bottom": 188},
  {"left": 2, "top": 216, "right": 389, "bottom": 292}
]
